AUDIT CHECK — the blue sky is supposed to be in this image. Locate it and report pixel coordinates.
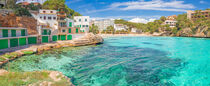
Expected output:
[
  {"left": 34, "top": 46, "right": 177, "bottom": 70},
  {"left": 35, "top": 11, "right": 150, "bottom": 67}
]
[{"left": 66, "top": 0, "right": 210, "bottom": 20}]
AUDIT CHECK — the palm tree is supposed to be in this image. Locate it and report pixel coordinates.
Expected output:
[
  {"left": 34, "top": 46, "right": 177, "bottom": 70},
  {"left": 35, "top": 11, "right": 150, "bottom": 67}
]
[{"left": 89, "top": 24, "right": 99, "bottom": 34}]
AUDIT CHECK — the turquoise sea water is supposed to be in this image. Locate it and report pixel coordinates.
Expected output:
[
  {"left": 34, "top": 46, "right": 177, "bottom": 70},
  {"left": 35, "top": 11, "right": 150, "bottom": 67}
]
[{"left": 3, "top": 37, "right": 210, "bottom": 86}]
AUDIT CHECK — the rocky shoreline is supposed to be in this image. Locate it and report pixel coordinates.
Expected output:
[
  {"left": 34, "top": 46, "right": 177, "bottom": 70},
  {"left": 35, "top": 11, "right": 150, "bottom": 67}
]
[
  {"left": 0, "top": 33, "right": 103, "bottom": 66},
  {"left": 0, "top": 33, "right": 103, "bottom": 86}
]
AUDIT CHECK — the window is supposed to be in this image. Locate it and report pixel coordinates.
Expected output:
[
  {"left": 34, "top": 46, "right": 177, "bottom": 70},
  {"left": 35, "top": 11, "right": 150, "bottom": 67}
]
[
  {"left": 83, "top": 25, "right": 85, "bottom": 27},
  {"left": 50, "top": 11, "right": 53, "bottom": 13},
  {"left": 48, "top": 17, "right": 51, "bottom": 20},
  {"left": 40, "top": 16, "right": 42, "bottom": 19},
  {"left": 69, "top": 22, "right": 72, "bottom": 27},
  {"left": 11, "top": 30, "right": 16, "bottom": 37},
  {"left": 42, "top": 30, "right": 47, "bottom": 35},
  {"left": 43, "top": 11, "right": 46, "bottom": 13},
  {"left": 79, "top": 19, "right": 81, "bottom": 22},
  {"left": 62, "top": 30, "right": 66, "bottom": 32},
  {"left": 76, "top": 28, "right": 79, "bottom": 33},
  {"left": 21, "top": 29, "right": 26, "bottom": 36},
  {"left": 44, "top": 16, "right": 46, "bottom": 20},
  {"left": 85, "top": 19, "right": 87, "bottom": 22},
  {"left": 2, "top": 29, "right": 8, "bottom": 37},
  {"left": 48, "top": 30, "right": 51, "bottom": 35},
  {"left": 53, "top": 17, "right": 56, "bottom": 20},
  {"left": 60, "top": 22, "right": 66, "bottom": 27},
  {"left": 86, "top": 25, "right": 88, "bottom": 27}
]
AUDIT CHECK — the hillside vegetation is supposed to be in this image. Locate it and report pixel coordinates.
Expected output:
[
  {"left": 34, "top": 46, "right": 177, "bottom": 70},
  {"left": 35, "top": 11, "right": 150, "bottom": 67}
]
[
  {"left": 115, "top": 12, "right": 210, "bottom": 37},
  {"left": 42, "top": 0, "right": 82, "bottom": 18},
  {"left": 4, "top": 0, "right": 81, "bottom": 17}
]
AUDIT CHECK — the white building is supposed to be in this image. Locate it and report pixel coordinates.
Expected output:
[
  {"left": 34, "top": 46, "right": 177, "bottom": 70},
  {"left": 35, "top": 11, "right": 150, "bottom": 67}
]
[
  {"left": 16, "top": 0, "right": 46, "bottom": 4},
  {"left": 162, "top": 15, "right": 177, "bottom": 28},
  {"left": 114, "top": 24, "right": 128, "bottom": 31},
  {"left": 94, "top": 19, "right": 114, "bottom": 31},
  {"left": 37, "top": 9, "right": 58, "bottom": 35},
  {"left": 74, "top": 16, "right": 90, "bottom": 33},
  {"left": 163, "top": 20, "right": 177, "bottom": 27},
  {"left": 131, "top": 28, "right": 137, "bottom": 33}
]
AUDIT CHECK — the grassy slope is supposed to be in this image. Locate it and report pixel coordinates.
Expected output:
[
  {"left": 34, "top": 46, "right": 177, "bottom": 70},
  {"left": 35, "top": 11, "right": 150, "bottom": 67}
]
[{"left": 0, "top": 71, "right": 70, "bottom": 86}]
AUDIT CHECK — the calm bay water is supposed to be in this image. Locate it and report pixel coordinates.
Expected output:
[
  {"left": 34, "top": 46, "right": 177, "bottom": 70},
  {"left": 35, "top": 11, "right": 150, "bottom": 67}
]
[{"left": 3, "top": 37, "right": 210, "bottom": 86}]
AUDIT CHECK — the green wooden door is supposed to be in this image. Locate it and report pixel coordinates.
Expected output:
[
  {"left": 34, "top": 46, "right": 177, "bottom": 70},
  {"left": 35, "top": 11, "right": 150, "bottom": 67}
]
[
  {"left": 10, "top": 38, "right": 18, "bottom": 47},
  {"left": 76, "top": 28, "right": 79, "bottom": 33},
  {"left": 69, "top": 22, "right": 72, "bottom": 27},
  {"left": 52, "top": 35, "right": 58, "bottom": 41},
  {"left": 67, "top": 35, "right": 72, "bottom": 40},
  {"left": 0, "top": 39, "right": 8, "bottom": 49},
  {"left": 21, "top": 29, "right": 26, "bottom": 36},
  {"left": 28, "top": 37, "right": 37, "bottom": 44},
  {"left": 69, "top": 28, "right": 71, "bottom": 33},
  {"left": 61, "top": 35, "right": 66, "bottom": 41},
  {"left": 43, "top": 30, "right": 47, "bottom": 35},
  {"left": 2, "top": 30, "right": 8, "bottom": 37},
  {"left": 19, "top": 38, "right": 26, "bottom": 46},
  {"left": 42, "top": 36, "right": 49, "bottom": 43},
  {"left": 58, "top": 35, "right": 61, "bottom": 40},
  {"left": 11, "top": 30, "right": 16, "bottom": 37}
]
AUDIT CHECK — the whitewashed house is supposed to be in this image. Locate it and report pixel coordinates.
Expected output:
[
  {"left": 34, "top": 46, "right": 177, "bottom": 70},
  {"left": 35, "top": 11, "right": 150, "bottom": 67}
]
[
  {"left": 37, "top": 9, "right": 58, "bottom": 35},
  {"left": 131, "top": 28, "right": 137, "bottom": 33},
  {"left": 162, "top": 15, "right": 177, "bottom": 28},
  {"left": 114, "top": 24, "right": 128, "bottom": 31},
  {"left": 74, "top": 16, "right": 90, "bottom": 33}
]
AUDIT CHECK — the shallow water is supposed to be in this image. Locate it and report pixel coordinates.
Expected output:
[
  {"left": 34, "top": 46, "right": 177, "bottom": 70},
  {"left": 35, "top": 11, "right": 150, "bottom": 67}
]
[{"left": 3, "top": 37, "right": 210, "bottom": 86}]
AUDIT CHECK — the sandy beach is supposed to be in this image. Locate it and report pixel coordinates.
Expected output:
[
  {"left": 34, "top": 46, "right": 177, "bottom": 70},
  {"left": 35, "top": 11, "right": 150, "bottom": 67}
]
[{"left": 99, "top": 34, "right": 153, "bottom": 38}]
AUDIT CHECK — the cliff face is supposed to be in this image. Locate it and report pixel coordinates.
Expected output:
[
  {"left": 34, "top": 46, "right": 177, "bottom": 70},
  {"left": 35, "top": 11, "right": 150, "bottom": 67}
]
[
  {"left": 157, "top": 26, "right": 210, "bottom": 37},
  {"left": 175, "top": 26, "right": 210, "bottom": 37},
  {"left": 0, "top": 14, "right": 38, "bottom": 35}
]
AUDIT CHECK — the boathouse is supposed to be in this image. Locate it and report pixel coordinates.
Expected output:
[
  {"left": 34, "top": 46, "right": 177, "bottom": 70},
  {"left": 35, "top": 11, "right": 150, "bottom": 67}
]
[{"left": 0, "top": 27, "right": 38, "bottom": 49}]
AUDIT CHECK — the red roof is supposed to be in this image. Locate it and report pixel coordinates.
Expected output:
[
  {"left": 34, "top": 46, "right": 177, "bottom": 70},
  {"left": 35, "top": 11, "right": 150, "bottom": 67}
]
[{"left": 22, "top": 2, "right": 30, "bottom": 5}]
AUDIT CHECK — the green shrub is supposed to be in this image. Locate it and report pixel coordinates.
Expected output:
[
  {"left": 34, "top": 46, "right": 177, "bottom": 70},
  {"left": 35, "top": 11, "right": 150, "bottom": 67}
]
[
  {"left": 2, "top": 52, "right": 19, "bottom": 59},
  {"left": 22, "top": 51, "right": 34, "bottom": 55},
  {"left": 0, "top": 57, "right": 6, "bottom": 62},
  {"left": 14, "top": 7, "right": 31, "bottom": 17}
]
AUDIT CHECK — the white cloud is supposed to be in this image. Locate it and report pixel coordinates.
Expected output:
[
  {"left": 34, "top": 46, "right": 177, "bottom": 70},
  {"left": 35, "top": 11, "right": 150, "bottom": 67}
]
[
  {"left": 129, "top": 18, "right": 156, "bottom": 24},
  {"left": 66, "top": 0, "right": 82, "bottom": 4},
  {"left": 87, "top": 0, "right": 195, "bottom": 13},
  {"left": 91, "top": 15, "right": 160, "bottom": 23},
  {"left": 200, "top": 0, "right": 207, "bottom": 4}
]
